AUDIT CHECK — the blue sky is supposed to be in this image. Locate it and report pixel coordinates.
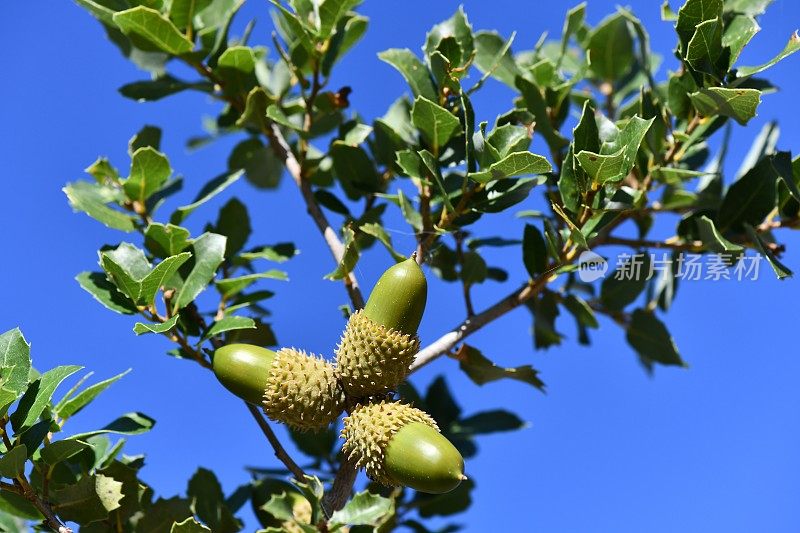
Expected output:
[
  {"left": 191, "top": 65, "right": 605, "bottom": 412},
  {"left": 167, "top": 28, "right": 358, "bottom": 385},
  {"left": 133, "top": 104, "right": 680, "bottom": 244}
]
[{"left": 2, "top": 1, "right": 800, "bottom": 531}]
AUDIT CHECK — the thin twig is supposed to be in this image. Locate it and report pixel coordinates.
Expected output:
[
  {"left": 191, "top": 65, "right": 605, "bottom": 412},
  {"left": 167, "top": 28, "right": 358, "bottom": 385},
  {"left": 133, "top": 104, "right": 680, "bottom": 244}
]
[
  {"left": 410, "top": 266, "right": 560, "bottom": 372},
  {"left": 245, "top": 403, "right": 307, "bottom": 481},
  {"left": 322, "top": 455, "right": 359, "bottom": 514}
]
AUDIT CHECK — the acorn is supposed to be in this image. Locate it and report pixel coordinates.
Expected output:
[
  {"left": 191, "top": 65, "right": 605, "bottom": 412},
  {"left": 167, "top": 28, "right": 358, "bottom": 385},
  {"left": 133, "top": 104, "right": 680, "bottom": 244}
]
[
  {"left": 335, "top": 257, "right": 427, "bottom": 397},
  {"left": 341, "top": 401, "right": 465, "bottom": 494},
  {"left": 213, "top": 344, "right": 345, "bottom": 430}
]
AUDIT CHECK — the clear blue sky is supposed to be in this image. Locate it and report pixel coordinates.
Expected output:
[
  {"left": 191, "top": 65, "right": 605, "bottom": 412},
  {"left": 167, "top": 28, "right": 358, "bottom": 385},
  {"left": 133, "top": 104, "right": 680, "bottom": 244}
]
[{"left": 2, "top": 1, "right": 800, "bottom": 531}]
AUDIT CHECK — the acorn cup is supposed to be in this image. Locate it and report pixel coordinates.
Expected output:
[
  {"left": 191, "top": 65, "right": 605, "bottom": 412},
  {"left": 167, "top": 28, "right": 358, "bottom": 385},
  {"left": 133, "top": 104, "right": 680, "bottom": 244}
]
[
  {"left": 335, "top": 257, "right": 427, "bottom": 397},
  {"left": 341, "top": 401, "right": 466, "bottom": 494},
  {"left": 213, "top": 343, "right": 345, "bottom": 431}
]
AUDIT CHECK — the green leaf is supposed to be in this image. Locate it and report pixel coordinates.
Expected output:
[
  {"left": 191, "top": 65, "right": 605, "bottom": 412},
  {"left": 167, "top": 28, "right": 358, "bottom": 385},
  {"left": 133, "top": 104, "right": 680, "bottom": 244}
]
[
  {"left": 76, "top": 271, "right": 138, "bottom": 315},
  {"left": 718, "top": 156, "right": 778, "bottom": 231},
  {"left": 329, "top": 491, "right": 393, "bottom": 528},
  {"left": 216, "top": 46, "right": 257, "bottom": 96},
  {"left": 203, "top": 316, "right": 256, "bottom": 340},
  {"left": 140, "top": 253, "right": 192, "bottom": 306},
  {"left": 187, "top": 467, "right": 241, "bottom": 533},
  {"left": 522, "top": 224, "right": 547, "bottom": 277},
  {"left": 228, "top": 138, "right": 284, "bottom": 190},
  {"left": 724, "top": 0, "right": 773, "bottom": 16},
  {"left": 560, "top": 2, "right": 587, "bottom": 62},
  {"left": 331, "top": 142, "right": 380, "bottom": 195},
  {"left": 55, "top": 369, "right": 131, "bottom": 420},
  {"left": 123, "top": 147, "right": 171, "bottom": 205},
  {"left": 458, "top": 344, "right": 545, "bottom": 392},
  {"left": 171, "top": 170, "right": 243, "bottom": 224},
  {"left": 129, "top": 125, "right": 162, "bottom": 155},
  {"left": 470, "top": 151, "right": 551, "bottom": 184},
  {"left": 689, "top": 88, "right": 761, "bottom": 125},
  {"left": 100, "top": 242, "right": 150, "bottom": 304},
  {"left": 626, "top": 309, "right": 685, "bottom": 367},
  {"left": 174, "top": 233, "right": 227, "bottom": 311},
  {"left": 744, "top": 224, "right": 792, "bottom": 279},
  {"left": 587, "top": 13, "right": 634, "bottom": 81},
  {"left": 69, "top": 412, "right": 156, "bottom": 440},
  {"left": 397, "top": 189, "right": 423, "bottom": 231},
  {"left": 723, "top": 15, "right": 760, "bottom": 68},
  {"left": 40, "top": 440, "right": 89, "bottom": 465},
  {"left": 137, "top": 497, "right": 193, "bottom": 533},
  {"left": 450, "top": 410, "right": 526, "bottom": 436},
  {"left": 736, "top": 31, "right": 800, "bottom": 78},
  {"left": 172, "top": 517, "right": 212, "bottom": 532},
  {"left": 133, "top": 315, "right": 180, "bottom": 335},
  {"left": 514, "top": 77, "right": 569, "bottom": 150},
  {"left": 0, "top": 445, "right": 27, "bottom": 478},
  {"left": 10, "top": 366, "right": 82, "bottom": 433},
  {"left": 359, "top": 223, "right": 406, "bottom": 262},
  {"left": 214, "top": 198, "right": 251, "bottom": 257},
  {"left": 325, "top": 226, "right": 359, "bottom": 280},
  {"left": 685, "top": 17, "right": 723, "bottom": 73},
  {"left": 600, "top": 254, "right": 651, "bottom": 312},
  {"left": 696, "top": 215, "right": 744, "bottom": 258},
  {"left": 145, "top": 223, "right": 193, "bottom": 258},
  {"left": 53, "top": 474, "right": 124, "bottom": 525},
  {"left": 424, "top": 7, "right": 474, "bottom": 70},
  {"left": 239, "top": 243, "right": 298, "bottom": 263},
  {"left": 113, "top": 6, "right": 194, "bottom": 55},
  {"left": 215, "top": 271, "right": 288, "bottom": 298},
  {"left": 63, "top": 181, "right": 136, "bottom": 232},
  {"left": 576, "top": 116, "right": 654, "bottom": 185},
  {"left": 411, "top": 96, "right": 462, "bottom": 150},
  {"left": 169, "top": 0, "right": 213, "bottom": 30},
  {"left": 562, "top": 293, "right": 600, "bottom": 334},
  {"left": 120, "top": 75, "right": 212, "bottom": 101},
  {"left": 0, "top": 329, "right": 32, "bottom": 415},
  {"left": 676, "top": 0, "right": 723, "bottom": 48},
  {"left": 318, "top": 0, "right": 360, "bottom": 39},
  {"left": 473, "top": 30, "right": 522, "bottom": 88}
]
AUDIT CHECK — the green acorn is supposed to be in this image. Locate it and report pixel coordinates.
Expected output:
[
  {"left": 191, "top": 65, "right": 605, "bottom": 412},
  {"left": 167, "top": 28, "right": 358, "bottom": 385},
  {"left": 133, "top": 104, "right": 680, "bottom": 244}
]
[
  {"left": 213, "top": 344, "right": 345, "bottom": 430},
  {"left": 341, "top": 401, "right": 465, "bottom": 494},
  {"left": 336, "top": 257, "right": 427, "bottom": 397}
]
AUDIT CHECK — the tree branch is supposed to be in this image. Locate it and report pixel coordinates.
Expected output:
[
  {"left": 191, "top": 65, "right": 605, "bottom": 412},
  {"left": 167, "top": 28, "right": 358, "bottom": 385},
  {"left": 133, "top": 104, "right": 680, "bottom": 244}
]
[
  {"left": 244, "top": 403, "right": 307, "bottom": 482},
  {"left": 322, "top": 455, "right": 359, "bottom": 514},
  {"left": 410, "top": 267, "right": 560, "bottom": 372},
  {"left": 261, "top": 123, "right": 365, "bottom": 309}
]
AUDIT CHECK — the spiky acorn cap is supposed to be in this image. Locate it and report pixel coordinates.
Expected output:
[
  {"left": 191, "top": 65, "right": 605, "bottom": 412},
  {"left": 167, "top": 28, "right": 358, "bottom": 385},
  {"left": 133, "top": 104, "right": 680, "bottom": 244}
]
[
  {"left": 262, "top": 348, "right": 345, "bottom": 431},
  {"left": 335, "top": 311, "right": 420, "bottom": 397},
  {"left": 342, "top": 401, "right": 438, "bottom": 487}
]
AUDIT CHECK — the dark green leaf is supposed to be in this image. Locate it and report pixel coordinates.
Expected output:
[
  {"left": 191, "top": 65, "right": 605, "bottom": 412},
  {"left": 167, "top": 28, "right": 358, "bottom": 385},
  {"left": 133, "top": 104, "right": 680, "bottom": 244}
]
[
  {"left": 136, "top": 497, "right": 193, "bottom": 533},
  {"left": 522, "top": 224, "right": 547, "bottom": 277},
  {"left": 69, "top": 412, "right": 156, "bottom": 440},
  {"left": 600, "top": 254, "right": 651, "bottom": 311},
  {"left": 0, "top": 445, "right": 27, "bottom": 478},
  {"left": 424, "top": 7, "right": 474, "bottom": 70},
  {"left": 40, "top": 440, "right": 89, "bottom": 466},
  {"left": 473, "top": 30, "right": 521, "bottom": 88},
  {"left": 587, "top": 13, "right": 634, "bottom": 81},
  {"left": 359, "top": 223, "right": 406, "bottom": 262},
  {"left": 626, "top": 309, "right": 685, "bottom": 367},
  {"left": 171, "top": 518, "right": 212, "bottom": 532},
  {"left": 718, "top": 156, "right": 778, "bottom": 231},
  {"left": 744, "top": 224, "right": 792, "bottom": 279},
  {"left": 458, "top": 344, "right": 545, "bottom": 392},
  {"left": 676, "top": 0, "right": 723, "bottom": 49},
  {"left": 120, "top": 75, "right": 211, "bottom": 101},
  {"left": 451, "top": 410, "right": 526, "bottom": 436},
  {"left": 215, "top": 271, "right": 288, "bottom": 298},
  {"left": 576, "top": 116, "right": 654, "bottom": 185},
  {"left": 187, "top": 468, "right": 241, "bottom": 533},
  {"left": 318, "top": 0, "right": 361, "bottom": 39},
  {"left": 202, "top": 316, "right": 256, "bottom": 340},
  {"left": 52, "top": 474, "right": 124, "bottom": 525}
]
